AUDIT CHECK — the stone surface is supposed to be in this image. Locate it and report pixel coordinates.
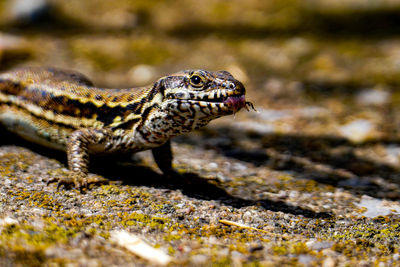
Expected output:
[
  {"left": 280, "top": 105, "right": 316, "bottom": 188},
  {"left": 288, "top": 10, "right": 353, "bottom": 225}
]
[{"left": 1, "top": 1, "right": 400, "bottom": 266}]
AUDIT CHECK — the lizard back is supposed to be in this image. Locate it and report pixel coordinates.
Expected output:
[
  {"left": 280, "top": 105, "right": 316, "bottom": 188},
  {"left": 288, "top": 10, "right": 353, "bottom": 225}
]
[{"left": 0, "top": 67, "right": 152, "bottom": 149}]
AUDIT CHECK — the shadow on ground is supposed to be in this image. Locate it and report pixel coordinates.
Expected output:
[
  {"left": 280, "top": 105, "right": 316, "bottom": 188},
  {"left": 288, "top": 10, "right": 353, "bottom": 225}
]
[
  {"left": 3, "top": 118, "right": 400, "bottom": 213},
  {"left": 178, "top": 126, "right": 400, "bottom": 199},
  {"left": 0, "top": 127, "right": 331, "bottom": 219},
  {"left": 95, "top": 161, "right": 332, "bottom": 219}
]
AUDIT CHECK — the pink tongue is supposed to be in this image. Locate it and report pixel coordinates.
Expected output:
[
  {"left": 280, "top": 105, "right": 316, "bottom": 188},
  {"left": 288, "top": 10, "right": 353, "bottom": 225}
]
[{"left": 223, "top": 95, "right": 246, "bottom": 113}]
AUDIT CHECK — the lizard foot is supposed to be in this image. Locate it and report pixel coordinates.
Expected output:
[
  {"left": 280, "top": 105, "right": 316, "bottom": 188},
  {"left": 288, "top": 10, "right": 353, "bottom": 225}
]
[{"left": 47, "top": 173, "right": 109, "bottom": 191}]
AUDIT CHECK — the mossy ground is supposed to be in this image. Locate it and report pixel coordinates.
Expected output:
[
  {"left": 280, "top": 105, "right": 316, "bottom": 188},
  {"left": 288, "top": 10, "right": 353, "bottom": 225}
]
[{"left": 1, "top": 0, "right": 400, "bottom": 266}]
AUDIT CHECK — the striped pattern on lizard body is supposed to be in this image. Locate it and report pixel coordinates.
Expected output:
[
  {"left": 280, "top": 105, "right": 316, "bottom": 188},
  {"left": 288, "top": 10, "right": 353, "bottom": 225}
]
[{"left": 0, "top": 67, "right": 251, "bottom": 188}]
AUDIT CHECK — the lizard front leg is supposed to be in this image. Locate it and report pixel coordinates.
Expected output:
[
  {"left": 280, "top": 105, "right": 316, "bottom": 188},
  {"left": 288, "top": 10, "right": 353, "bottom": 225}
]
[
  {"left": 151, "top": 140, "right": 174, "bottom": 175},
  {"left": 54, "top": 128, "right": 112, "bottom": 189}
]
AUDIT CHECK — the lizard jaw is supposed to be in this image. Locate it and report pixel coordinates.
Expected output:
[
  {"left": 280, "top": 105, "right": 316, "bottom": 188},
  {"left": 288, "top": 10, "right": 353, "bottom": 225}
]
[{"left": 222, "top": 95, "right": 246, "bottom": 113}]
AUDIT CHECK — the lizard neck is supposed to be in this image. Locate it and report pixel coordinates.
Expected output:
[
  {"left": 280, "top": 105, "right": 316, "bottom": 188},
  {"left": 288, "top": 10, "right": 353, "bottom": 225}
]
[{"left": 136, "top": 99, "right": 217, "bottom": 145}]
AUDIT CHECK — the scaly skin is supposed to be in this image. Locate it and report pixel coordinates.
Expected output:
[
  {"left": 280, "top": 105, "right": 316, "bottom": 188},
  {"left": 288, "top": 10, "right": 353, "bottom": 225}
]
[{"left": 0, "top": 67, "right": 252, "bottom": 188}]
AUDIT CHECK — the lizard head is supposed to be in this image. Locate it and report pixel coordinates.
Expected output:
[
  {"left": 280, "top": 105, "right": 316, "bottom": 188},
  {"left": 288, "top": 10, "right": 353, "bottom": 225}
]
[
  {"left": 139, "top": 69, "right": 254, "bottom": 140},
  {"left": 160, "top": 69, "right": 252, "bottom": 118}
]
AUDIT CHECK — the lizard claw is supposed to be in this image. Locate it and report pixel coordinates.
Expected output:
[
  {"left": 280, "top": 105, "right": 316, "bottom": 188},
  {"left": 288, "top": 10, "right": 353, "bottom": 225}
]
[
  {"left": 47, "top": 173, "right": 109, "bottom": 191},
  {"left": 47, "top": 175, "right": 84, "bottom": 190}
]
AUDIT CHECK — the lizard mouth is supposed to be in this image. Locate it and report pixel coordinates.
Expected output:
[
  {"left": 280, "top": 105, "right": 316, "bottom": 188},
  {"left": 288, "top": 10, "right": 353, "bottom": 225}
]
[
  {"left": 205, "top": 94, "right": 254, "bottom": 113},
  {"left": 172, "top": 92, "right": 255, "bottom": 115},
  {"left": 222, "top": 95, "right": 246, "bottom": 113}
]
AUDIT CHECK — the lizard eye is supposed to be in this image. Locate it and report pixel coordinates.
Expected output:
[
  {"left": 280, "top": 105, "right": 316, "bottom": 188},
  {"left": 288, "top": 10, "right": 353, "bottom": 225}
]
[{"left": 190, "top": 75, "right": 204, "bottom": 87}]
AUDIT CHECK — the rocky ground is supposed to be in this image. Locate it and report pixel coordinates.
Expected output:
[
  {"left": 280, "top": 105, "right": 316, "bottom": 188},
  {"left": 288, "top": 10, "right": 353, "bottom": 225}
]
[{"left": 1, "top": 0, "right": 400, "bottom": 266}]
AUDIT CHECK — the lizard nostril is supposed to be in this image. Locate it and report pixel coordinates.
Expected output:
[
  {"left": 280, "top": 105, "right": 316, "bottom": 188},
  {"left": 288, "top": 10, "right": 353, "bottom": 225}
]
[{"left": 175, "top": 92, "right": 185, "bottom": 98}]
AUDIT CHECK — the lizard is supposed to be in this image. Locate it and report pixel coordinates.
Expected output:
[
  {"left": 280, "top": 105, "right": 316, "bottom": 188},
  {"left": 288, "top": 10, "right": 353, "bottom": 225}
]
[{"left": 0, "top": 67, "right": 253, "bottom": 189}]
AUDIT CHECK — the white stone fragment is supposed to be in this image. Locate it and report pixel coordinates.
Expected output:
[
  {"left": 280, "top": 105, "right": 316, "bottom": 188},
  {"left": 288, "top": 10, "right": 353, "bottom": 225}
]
[
  {"left": 231, "top": 162, "right": 247, "bottom": 172},
  {"left": 306, "top": 239, "right": 334, "bottom": 250},
  {"left": 110, "top": 230, "right": 172, "bottom": 266},
  {"left": 298, "top": 254, "right": 315, "bottom": 266},
  {"left": 207, "top": 162, "right": 218, "bottom": 170},
  {"left": 299, "top": 106, "right": 329, "bottom": 118},
  {"left": 0, "top": 33, "right": 25, "bottom": 50},
  {"left": 10, "top": 0, "right": 49, "bottom": 21},
  {"left": 190, "top": 254, "right": 209, "bottom": 265},
  {"left": 355, "top": 195, "right": 400, "bottom": 218},
  {"left": 0, "top": 216, "right": 18, "bottom": 226},
  {"left": 322, "top": 257, "right": 336, "bottom": 267},
  {"left": 356, "top": 88, "right": 390, "bottom": 106},
  {"left": 384, "top": 145, "right": 400, "bottom": 165},
  {"left": 338, "top": 119, "right": 374, "bottom": 143}
]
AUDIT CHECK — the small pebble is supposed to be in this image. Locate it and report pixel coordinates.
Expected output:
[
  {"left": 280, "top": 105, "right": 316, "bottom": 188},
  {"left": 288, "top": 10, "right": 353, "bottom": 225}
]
[
  {"left": 207, "top": 162, "right": 218, "bottom": 170},
  {"left": 384, "top": 145, "right": 400, "bottom": 165},
  {"left": 289, "top": 191, "right": 299, "bottom": 198},
  {"left": 298, "top": 255, "right": 315, "bottom": 265},
  {"left": 338, "top": 119, "right": 374, "bottom": 143},
  {"left": 231, "top": 251, "right": 244, "bottom": 261},
  {"left": 9, "top": 0, "right": 52, "bottom": 24},
  {"left": 356, "top": 88, "right": 390, "bottom": 106},
  {"left": 306, "top": 239, "right": 334, "bottom": 251},
  {"left": 175, "top": 203, "right": 185, "bottom": 209},
  {"left": 355, "top": 195, "right": 400, "bottom": 218},
  {"left": 0, "top": 216, "right": 18, "bottom": 226},
  {"left": 322, "top": 257, "right": 336, "bottom": 267},
  {"left": 216, "top": 172, "right": 232, "bottom": 183},
  {"left": 218, "top": 248, "right": 230, "bottom": 257},
  {"left": 242, "top": 211, "right": 252, "bottom": 221},
  {"left": 191, "top": 255, "right": 209, "bottom": 265},
  {"left": 231, "top": 162, "right": 247, "bottom": 172}
]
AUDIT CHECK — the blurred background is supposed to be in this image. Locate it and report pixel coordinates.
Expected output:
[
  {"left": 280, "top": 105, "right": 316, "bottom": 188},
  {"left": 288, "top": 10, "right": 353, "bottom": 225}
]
[
  {"left": 2, "top": 0, "right": 400, "bottom": 170},
  {"left": 4, "top": 2, "right": 400, "bottom": 265}
]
